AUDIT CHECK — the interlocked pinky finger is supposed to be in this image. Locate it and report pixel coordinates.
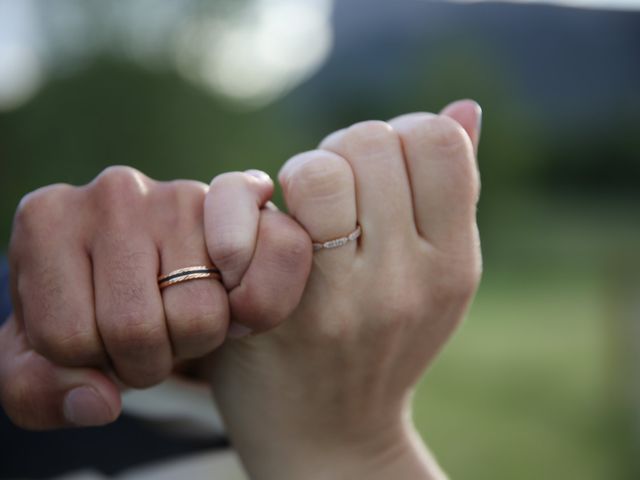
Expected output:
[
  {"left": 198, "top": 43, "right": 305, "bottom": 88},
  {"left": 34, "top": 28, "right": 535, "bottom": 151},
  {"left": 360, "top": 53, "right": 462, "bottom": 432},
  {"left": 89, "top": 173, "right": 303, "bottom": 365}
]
[{"left": 228, "top": 209, "right": 312, "bottom": 334}]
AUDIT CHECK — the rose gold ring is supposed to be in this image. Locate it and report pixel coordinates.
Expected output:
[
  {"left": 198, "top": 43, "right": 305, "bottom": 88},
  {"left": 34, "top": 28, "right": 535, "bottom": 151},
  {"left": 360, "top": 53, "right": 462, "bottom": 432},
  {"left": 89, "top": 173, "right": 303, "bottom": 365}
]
[
  {"left": 312, "top": 225, "right": 362, "bottom": 251},
  {"left": 158, "top": 265, "right": 221, "bottom": 290}
]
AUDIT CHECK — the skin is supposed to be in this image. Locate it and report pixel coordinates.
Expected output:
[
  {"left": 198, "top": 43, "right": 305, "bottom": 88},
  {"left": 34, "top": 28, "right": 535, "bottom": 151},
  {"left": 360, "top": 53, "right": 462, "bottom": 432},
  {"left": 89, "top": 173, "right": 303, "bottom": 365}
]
[
  {"left": 0, "top": 168, "right": 311, "bottom": 429},
  {"left": 206, "top": 100, "right": 482, "bottom": 479},
  {"left": 0, "top": 99, "right": 482, "bottom": 479}
]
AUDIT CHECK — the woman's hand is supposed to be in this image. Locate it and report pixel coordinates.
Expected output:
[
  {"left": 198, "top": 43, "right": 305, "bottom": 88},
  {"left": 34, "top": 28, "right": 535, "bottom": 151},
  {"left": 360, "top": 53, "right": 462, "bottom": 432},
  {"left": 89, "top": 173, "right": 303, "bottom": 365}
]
[
  {"left": 207, "top": 100, "right": 482, "bottom": 480},
  {"left": 0, "top": 167, "right": 311, "bottom": 429}
]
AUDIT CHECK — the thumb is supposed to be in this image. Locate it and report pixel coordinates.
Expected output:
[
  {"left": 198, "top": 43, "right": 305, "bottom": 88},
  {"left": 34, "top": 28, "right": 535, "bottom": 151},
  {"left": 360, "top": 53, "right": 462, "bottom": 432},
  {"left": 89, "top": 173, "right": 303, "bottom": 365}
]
[
  {"left": 440, "top": 99, "right": 483, "bottom": 155},
  {"left": 0, "top": 314, "right": 121, "bottom": 430}
]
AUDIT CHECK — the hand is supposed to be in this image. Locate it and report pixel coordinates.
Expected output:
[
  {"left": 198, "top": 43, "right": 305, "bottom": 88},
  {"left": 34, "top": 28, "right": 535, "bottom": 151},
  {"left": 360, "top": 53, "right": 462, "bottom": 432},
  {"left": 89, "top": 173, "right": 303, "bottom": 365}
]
[
  {"left": 0, "top": 167, "right": 311, "bottom": 429},
  {"left": 207, "top": 100, "right": 482, "bottom": 480}
]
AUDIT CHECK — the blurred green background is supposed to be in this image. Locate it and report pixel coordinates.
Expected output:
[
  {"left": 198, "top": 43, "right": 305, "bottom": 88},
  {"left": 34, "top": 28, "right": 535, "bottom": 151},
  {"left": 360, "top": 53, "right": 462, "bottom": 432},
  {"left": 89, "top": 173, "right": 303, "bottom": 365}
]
[{"left": 1, "top": 0, "right": 639, "bottom": 478}]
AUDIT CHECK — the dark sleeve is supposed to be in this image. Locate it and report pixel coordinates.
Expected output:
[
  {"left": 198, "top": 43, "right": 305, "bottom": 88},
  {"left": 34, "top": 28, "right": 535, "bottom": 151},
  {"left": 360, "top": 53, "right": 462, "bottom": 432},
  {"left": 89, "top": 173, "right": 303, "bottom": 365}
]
[{"left": 0, "top": 256, "right": 11, "bottom": 324}]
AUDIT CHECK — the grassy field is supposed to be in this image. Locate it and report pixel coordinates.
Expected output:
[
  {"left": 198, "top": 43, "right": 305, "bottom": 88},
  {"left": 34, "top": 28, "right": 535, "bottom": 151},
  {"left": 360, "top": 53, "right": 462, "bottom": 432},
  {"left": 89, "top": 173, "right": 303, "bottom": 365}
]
[{"left": 412, "top": 200, "right": 638, "bottom": 479}]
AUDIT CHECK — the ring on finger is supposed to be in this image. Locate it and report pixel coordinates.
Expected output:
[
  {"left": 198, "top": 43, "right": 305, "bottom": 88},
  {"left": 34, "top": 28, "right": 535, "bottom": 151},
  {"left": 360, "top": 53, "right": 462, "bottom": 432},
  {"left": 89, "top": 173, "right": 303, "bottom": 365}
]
[
  {"left": 158, "top": 265, "right": 221, "bottom": 289},
  {"left": 312, "top": 224, "right": 361, "bottom": 251}
]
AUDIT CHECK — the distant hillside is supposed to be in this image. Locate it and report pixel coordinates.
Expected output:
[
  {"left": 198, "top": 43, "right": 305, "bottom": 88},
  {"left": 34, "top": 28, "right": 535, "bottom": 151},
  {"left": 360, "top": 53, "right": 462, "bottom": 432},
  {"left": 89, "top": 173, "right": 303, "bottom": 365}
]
[{"left": 292, "top": 0, "right": 640, "bottom": 130}]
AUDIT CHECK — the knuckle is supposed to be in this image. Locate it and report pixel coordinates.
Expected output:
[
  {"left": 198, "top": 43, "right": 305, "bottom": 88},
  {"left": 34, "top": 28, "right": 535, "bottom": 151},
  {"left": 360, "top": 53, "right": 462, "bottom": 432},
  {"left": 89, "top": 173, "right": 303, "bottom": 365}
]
[
  {"left": 289, "top": 150, "right": 353, "bottom": 201},
  {"left": 122, "top": 368, "right": 167, "bottom": 389},
  {"left": 169, "top": 301, "right": 227, "bottom": 351},
  {"left": 169, "top": 180, "right": 207, "bottom": 210},
  {"left": 171, "top": 312, "right": 209, "bottom": 339},
  {"left": 343, "top": 120, "right": 398, "bottom": 152},
  {"left": 347, "top": 120, "right": 395, "bottom": 141},
  {"left": 416, "top": 114, "right": 470, "bottom": 152},
  {"left": 89, "top": 166, "right": 150, "bottom": 214},
  {"left": 13, "top": 184, "right": 74, "bottom": 233},
  {"left": 209, "top": 171, "right": 247, "bottom": 191},
  {"left": 173, "top": 312, "right": 226, "bottom": 349},
  {"left": 104, "top": 312, "right": 166, "bottom": 353}
]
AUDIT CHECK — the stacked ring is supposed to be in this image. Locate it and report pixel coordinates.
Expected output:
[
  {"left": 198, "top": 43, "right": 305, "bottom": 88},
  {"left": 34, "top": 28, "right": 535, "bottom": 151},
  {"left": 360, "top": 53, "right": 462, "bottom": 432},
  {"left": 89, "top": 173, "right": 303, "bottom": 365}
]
[{"left": 158, "top": 265, "right": 221, "bottom": 290}]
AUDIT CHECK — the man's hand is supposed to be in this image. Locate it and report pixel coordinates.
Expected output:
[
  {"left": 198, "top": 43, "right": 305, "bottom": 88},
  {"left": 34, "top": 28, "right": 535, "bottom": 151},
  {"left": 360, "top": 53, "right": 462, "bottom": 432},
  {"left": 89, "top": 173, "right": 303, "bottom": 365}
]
[
  {"left": 207, "top": 100, "right": 483, "bottom": 480},
  {"left": 0, "top": 166, "right": 311, "bottom": 429}
]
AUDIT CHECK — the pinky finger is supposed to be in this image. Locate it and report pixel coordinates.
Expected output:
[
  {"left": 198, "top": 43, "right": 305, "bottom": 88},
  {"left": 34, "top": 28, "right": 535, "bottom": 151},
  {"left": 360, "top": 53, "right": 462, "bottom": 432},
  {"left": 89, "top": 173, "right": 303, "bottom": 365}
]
[
  {"left": 228, "top": 209, "right": 312, "bottom": 334},
  {"left": 440, "top": 99, "right": 482, "bottom": 154}
]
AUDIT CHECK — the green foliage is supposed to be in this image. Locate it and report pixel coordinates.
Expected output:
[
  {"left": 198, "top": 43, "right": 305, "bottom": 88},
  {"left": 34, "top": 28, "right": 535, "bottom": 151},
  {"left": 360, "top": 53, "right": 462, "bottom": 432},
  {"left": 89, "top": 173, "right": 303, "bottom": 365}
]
[{"left": 414, "top": 200, "right": 640, "bottom": 479}]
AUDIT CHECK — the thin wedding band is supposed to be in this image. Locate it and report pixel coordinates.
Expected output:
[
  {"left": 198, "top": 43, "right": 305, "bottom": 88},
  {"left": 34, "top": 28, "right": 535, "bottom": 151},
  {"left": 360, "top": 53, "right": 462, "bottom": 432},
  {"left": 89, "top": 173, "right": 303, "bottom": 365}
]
[
  {"left": 158, "top": 265, "right": 221, "bottom": 290},
  {"left": 312, "top": 225, "right": 362, "bottom": 251}
]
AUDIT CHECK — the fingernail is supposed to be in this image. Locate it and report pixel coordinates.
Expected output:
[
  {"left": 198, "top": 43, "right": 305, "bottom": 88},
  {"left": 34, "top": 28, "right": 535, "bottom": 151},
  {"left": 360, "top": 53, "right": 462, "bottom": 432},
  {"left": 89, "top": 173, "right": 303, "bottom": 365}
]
[
  {"left": 475, "top": 102, "right": 483, "bottom": 138},
  {"left": 63, "top": 387, "right": 114, "bottom": 427},
  {"left": 227, "top": 322, "right": 253, "bottom": 339},
  {"left": 244, "top": 170, "right": 271, "bottom": 182}
]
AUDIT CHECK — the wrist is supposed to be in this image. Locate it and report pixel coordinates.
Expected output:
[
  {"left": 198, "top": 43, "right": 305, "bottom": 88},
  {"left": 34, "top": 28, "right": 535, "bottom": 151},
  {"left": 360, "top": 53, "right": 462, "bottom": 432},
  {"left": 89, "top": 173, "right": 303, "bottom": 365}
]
[
  {"left": 227, "top": 402, "right": 447, "bottom": 480},
  {"left": 290, "top": 419, "right": 446, "bottom": 480}
]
